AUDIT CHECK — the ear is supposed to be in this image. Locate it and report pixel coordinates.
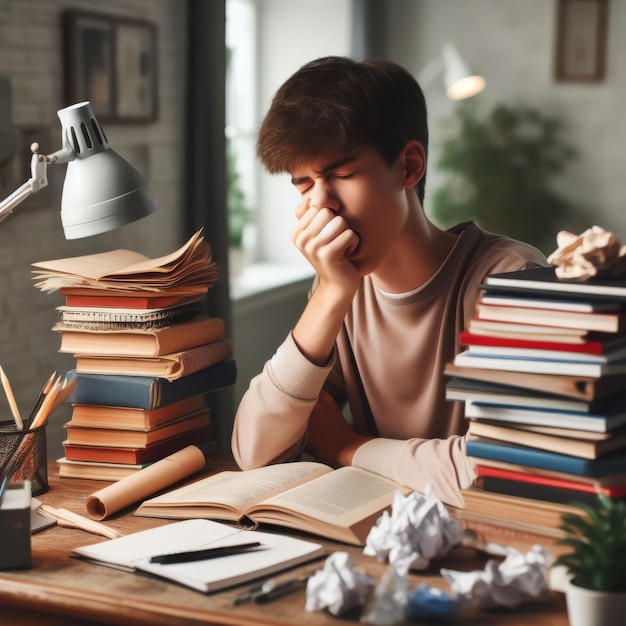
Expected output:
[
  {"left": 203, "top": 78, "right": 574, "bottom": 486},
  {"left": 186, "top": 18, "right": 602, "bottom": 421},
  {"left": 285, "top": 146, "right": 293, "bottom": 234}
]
[{"left": 400, "top": 140, "right": 426, "bottom": 189}]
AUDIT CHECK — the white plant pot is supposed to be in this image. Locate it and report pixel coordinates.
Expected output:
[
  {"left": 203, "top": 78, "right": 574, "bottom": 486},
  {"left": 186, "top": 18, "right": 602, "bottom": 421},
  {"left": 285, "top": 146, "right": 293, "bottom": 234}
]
[{"left": 565, "top": 581, "right": 626, "bottom": 626}]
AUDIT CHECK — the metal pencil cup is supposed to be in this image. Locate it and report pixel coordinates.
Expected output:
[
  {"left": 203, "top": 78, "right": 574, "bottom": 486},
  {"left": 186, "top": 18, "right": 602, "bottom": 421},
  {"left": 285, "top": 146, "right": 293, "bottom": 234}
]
[{"left": 0, "top": 420, "right": 48, "bottom": 496}]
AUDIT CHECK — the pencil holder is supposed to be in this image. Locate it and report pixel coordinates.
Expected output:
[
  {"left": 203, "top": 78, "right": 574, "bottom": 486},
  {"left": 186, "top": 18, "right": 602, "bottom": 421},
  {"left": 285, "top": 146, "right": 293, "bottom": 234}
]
[{"left": 0, "top": 420, "right": 48, "bottom": 496}]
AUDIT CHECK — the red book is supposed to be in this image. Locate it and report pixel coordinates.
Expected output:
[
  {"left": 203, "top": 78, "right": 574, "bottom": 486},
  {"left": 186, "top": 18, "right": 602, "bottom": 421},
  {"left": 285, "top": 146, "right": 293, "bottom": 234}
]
[
  {"left": 475, "top": 464, "right": 626, "bottom": 498},
  {"left": 459, "top": 331, "right": 626, "bottom": 356},
  {"left": 61, "top": 289, "right": 204, "bottom": 309}
]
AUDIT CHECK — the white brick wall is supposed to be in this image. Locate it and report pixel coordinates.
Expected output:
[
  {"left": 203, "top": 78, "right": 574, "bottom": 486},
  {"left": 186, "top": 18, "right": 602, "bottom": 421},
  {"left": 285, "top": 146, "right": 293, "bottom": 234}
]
[{"left": 0, "top": 0, "right": 188, "bottom": 458}]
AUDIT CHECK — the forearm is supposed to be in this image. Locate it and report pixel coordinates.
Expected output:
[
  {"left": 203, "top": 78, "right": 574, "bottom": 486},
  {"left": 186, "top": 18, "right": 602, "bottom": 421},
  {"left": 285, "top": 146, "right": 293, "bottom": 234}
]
[
  {"left": 231, "top": 334, "right": 335, "bottom": 469},
  {"left": 305, "top": 390, "right": 373, "bottom": 467},
  {"left": 351, "top": 435, "right": 476, "bottom": 508},
  {"left": 292, "top": 281, "right": 355, "bottom": 366}
]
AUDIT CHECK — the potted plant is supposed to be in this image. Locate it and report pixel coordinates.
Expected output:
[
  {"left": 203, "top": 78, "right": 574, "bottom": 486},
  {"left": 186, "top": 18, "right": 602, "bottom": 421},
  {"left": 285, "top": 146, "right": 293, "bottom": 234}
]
[
  {"left": 431, "top": 102, "right": 590, "bottom": 255},
  {"left": 553, "top": 495, "right": 626, "bottom": 626}
]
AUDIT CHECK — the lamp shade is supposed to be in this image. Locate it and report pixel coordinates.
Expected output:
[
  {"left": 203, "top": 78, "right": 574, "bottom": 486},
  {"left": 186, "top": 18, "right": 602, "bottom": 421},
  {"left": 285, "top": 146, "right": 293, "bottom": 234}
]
[
  {"left": 441, "top": 44, "right": 486, "bottom": 100},
  {"left": 56, "top": 102, "right": 157, "bottom": 239}
]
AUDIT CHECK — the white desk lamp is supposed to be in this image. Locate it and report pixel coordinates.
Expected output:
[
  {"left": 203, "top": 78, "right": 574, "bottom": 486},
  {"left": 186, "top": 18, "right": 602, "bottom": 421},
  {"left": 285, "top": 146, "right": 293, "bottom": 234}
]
[
  {"left": 0, "top": 101, "right": 157, "bottom": 239},
  {"left": 418, "top": 43, "right": 486, "bottom": 100}
]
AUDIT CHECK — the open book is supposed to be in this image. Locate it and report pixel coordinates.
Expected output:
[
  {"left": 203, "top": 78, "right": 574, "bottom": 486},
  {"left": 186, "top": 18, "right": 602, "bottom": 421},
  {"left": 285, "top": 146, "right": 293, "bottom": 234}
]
[
  {"left": 73, "top": 518, "right": 325, "bottom": 593},
  {"left": 135, "top": 461, "right": 411, "bottom": 546}
]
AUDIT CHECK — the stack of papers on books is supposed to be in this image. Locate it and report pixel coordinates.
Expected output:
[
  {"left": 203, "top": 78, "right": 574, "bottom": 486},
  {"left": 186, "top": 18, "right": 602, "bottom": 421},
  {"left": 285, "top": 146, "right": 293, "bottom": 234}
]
[
  {"left": 32, "top": 229, "right": 218, "bottom": 294},
  {"left": 32, "top": 230, "right": 236, "bottom": 481},
  {"left": 446, "top": 266, "right": 626, "bottom": 539}
]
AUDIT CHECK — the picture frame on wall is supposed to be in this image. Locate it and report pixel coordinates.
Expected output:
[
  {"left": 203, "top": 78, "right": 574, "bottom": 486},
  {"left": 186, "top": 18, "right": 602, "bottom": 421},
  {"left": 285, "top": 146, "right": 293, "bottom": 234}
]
[
  {"left": 63, "top": 10, "right": 158, "bottom": 123},
  {"left": 554, "top": 0, "right": 609, "bottom": 83}
]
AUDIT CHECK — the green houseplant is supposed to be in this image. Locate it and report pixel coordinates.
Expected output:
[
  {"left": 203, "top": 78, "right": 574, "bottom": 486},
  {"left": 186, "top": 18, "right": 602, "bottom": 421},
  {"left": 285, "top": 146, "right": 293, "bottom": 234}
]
[
  {"left": 553, "top": 495, "right": 626, "bottom": 626},
  {"left": 431, "top": 102, "right": 589, "bottom": 255}
]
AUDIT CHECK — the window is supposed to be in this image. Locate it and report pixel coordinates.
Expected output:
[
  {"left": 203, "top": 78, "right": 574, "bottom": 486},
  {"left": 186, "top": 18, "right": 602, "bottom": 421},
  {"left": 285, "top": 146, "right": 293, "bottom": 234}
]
[
  {"left": 226, "top": 0, "right": 256, "bottom": 260},
  {"left": 226, "top": 0, "right": 352, "bottom": 288}
]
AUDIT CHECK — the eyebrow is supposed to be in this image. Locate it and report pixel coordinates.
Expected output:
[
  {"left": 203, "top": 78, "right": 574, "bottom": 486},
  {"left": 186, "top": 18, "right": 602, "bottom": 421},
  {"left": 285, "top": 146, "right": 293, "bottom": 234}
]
[{"left": 290, "top": 154, "right": 359, "bottom": 186}]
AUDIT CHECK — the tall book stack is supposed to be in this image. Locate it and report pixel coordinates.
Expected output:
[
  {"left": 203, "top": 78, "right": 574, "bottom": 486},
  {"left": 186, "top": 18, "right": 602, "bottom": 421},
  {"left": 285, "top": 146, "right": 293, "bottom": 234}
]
[
  {"left": 32, "top": 230, "right": 237, "bottom": 481},
  {"left": 444, "top": 266, "right": 626, "bottom": 540}
]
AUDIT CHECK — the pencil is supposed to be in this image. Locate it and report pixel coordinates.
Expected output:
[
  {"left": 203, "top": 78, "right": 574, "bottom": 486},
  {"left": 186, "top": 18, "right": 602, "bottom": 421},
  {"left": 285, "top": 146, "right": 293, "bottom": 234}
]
[
  {"left": 30, "top": 375, "right": 63, "bottom": 430},
  {"left": 24, "top": 370, "right": 57, "bottom": 431},
  {"left": 0, "top": 366, "right": 23, "bottom": 429}
]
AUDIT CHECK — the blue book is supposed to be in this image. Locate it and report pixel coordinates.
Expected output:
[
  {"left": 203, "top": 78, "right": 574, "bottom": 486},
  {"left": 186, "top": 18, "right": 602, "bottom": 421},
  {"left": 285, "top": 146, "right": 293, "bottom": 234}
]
[
  {"left": 466, "top": 437, "right": 626, "bottom": 477},
  {"left": 67, "top": 360, "right": 236, "bottom": 409}
]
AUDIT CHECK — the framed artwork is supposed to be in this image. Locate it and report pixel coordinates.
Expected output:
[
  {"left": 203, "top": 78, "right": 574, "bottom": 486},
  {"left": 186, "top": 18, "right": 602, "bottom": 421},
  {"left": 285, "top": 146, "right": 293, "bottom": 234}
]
[
  {"left": 554, "top": 0, "right": 609, "bottom": 83},
  {"left": 63, "top": 10, "right": 158, "bottom": 123}
]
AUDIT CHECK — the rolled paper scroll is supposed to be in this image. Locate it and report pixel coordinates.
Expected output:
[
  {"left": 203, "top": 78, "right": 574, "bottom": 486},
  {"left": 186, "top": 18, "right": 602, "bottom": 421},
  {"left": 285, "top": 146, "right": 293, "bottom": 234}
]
[{"left": 85, "top": 445, "right": 206, "bottom": 520}]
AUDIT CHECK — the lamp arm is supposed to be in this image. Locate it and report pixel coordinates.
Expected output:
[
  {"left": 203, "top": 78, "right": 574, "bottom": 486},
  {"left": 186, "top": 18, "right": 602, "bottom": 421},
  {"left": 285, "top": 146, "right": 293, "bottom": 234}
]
[{"left": 0, "top": 148, "right": 51, "bottom": 225}]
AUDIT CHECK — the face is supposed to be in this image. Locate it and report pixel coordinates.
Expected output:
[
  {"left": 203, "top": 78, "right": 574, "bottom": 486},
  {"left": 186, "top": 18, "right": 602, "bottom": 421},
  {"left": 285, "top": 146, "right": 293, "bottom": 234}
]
[{"left": 289, "top": 146, "right": 412, "bottom": 275}]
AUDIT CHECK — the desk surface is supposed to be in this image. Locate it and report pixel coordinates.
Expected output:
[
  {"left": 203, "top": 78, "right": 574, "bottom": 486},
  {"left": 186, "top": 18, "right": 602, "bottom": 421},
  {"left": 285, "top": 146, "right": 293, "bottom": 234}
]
[{"left": 0, "top": 458, "right": 569, "bottom": 626}]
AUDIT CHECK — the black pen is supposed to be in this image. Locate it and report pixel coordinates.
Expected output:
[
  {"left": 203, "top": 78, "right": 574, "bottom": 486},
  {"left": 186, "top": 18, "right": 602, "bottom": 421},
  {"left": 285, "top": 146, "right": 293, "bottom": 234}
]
[
  {"left": 253, "top": 573, "right": 310, "bottom": 604},
  {"left": 149, "top": 541, "right": 263, "bottom": 564}
]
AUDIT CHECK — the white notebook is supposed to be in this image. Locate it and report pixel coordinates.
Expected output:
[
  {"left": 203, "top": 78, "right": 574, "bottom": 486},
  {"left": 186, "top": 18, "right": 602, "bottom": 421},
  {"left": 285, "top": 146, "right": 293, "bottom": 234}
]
[{"left": 73, "top": 518, "right": 325, "bottom": 593}]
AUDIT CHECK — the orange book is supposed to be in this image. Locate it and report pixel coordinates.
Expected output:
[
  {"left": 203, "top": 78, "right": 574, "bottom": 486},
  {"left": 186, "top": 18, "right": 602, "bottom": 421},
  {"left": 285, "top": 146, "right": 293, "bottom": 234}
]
[
  {"left": 69, "top": 395, "right": 206, "bottom": 430},
  {"left": 56, "top": 316, "right": 226, "bottom": 357},
  {"left": 65, "top": 410, "right": 211, "bottom": 448},
  {"left": 62, "top": 428, "right": 210, "bottom": 464}
]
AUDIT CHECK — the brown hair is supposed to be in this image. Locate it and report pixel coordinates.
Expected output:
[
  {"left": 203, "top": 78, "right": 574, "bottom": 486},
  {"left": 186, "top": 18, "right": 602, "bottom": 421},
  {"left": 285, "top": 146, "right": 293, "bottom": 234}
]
[{"left": 257, "top": 56, "right": 429, "bottom": 204}]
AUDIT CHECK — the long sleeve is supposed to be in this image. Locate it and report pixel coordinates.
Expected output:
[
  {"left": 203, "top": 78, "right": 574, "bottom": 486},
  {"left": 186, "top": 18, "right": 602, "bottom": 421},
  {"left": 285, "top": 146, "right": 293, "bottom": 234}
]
[
  {"left": 231, "top": 333, "right": 335, "bottom": 469},
  {"left": 351, "top": 434, "right": 475, "bottom": 508}
]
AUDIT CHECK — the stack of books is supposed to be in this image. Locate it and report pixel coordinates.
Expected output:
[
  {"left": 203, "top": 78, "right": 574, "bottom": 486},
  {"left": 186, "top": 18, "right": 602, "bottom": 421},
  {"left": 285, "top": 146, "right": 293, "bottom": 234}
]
[
  {"left": 32, "top": 230, "right": 237, "bottom": 481},
  {"left": 445, "top": 266, "right": 626, "bottom": 540}
]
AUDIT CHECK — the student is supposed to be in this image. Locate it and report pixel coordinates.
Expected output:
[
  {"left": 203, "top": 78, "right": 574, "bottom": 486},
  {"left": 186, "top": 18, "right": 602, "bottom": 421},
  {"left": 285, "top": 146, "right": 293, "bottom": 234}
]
[{"left": 231, "top": 56, "right": 547, "bottom": 507}]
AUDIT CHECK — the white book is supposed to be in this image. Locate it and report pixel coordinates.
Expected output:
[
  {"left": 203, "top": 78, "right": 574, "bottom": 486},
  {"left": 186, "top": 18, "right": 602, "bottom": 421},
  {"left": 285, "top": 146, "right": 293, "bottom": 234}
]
[
  {"left": 454, "top": 350, "right": 626, "bottom": 378},
  {"left": 479, "top": 294, "right": 621, "bottom": 313},
  {"left": 467, "top": 318, "right": 588, "bottom": 342},
  {"left": 73, "top": 518, "right": 325, "bottom": 594},
  {"left": 465, "top": 343, "right": 626, "bottom": 364},
  {"left": 465, "top": 401, "right": 626, "bottom": 433}
]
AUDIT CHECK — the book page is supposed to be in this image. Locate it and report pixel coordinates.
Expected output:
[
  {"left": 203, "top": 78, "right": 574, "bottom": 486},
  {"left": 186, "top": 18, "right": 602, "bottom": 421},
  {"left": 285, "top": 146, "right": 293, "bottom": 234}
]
[
  {"left": 111, "top": 230, "right": 205, "bottom": 275},
  {"left": 32, "top": 249, "right": 148, "bottom": 279},
  {"left": 74, "top": 518, "right": 241, "bottom": 566},
  {"left": 137, "top": 462, "right": 332, "bottom": 518},
  {"left": 253, "top": 466, "right": 408, "bottom": 526}
]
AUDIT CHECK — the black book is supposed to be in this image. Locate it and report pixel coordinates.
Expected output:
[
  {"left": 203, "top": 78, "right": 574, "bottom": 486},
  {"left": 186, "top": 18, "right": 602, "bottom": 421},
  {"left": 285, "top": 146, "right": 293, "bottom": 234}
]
[{"left": 481, "top": 266, "right": 626, "bottom": 302}]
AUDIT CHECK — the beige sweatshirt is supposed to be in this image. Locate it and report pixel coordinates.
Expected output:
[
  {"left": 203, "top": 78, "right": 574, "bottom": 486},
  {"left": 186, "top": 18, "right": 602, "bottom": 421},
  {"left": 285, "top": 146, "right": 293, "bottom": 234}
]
[{"left": 232, "top": 222, "right": 547, "bottom": 508}]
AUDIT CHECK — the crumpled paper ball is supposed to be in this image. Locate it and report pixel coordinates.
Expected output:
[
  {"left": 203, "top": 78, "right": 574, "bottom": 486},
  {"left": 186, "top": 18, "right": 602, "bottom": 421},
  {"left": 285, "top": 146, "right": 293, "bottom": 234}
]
[
  {"left": 547, "top": 226, "right": 626, "bottom": 279},
  {"left": 363, "top": 486, "right": 463, "bottom": 574},
  {"left": 440, "top": 544, "right": 549, "bottom": 609},
  {"left": 305, "top": 551, "right": 375, "bottom": 616}
]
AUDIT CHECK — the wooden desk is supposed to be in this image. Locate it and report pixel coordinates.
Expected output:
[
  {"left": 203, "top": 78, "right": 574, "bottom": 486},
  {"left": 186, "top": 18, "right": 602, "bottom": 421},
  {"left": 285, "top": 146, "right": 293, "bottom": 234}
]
[{"left": 0, "top": 459, "right": 569, "bottom": 625}]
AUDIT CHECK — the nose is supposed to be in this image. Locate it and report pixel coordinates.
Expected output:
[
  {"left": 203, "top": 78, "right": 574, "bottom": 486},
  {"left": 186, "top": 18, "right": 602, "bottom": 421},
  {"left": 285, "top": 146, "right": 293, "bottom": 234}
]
[{"left": 309, "top": 180, "right": 340, "bottom": 212}]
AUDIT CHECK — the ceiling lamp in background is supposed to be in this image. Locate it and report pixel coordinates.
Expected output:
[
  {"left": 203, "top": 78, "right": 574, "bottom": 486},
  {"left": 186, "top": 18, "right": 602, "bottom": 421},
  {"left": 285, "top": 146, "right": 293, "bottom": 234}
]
[
  {"left": 418, "top": 43, "right": 486, "bottom": 100},
  {"left": 0, "top": 101, "right": 157, "bottom": 239}
]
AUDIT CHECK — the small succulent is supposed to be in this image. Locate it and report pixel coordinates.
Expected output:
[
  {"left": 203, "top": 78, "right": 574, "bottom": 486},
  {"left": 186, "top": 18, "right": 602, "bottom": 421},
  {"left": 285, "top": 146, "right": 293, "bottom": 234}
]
[{"left": 553, "top": 495, "right": 626, "bottom": 592}]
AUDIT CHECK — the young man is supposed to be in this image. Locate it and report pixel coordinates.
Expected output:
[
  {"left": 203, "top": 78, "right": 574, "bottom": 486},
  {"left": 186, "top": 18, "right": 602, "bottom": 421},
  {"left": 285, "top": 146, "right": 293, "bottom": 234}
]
[{"left": 231, "top": 56, "right": 546, "bottom": 507}]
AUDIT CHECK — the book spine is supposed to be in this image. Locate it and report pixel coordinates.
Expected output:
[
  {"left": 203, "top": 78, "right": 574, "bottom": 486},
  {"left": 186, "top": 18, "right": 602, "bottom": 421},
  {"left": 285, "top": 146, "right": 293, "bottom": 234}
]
[
  {"left": 454, "top": 352, "right": 605, "bottom": 377},
  {"left": 466, "top": 440, "right": 590, "bottom": 475},
  {"left": 459, "top": 331, "right": 604, "bottom": 355},
  {"left": 67, "top": 360, "right": 237, "bottom": 409},
  {"left": 467, "top": 440, "right": 626, "bottom": 478}
]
